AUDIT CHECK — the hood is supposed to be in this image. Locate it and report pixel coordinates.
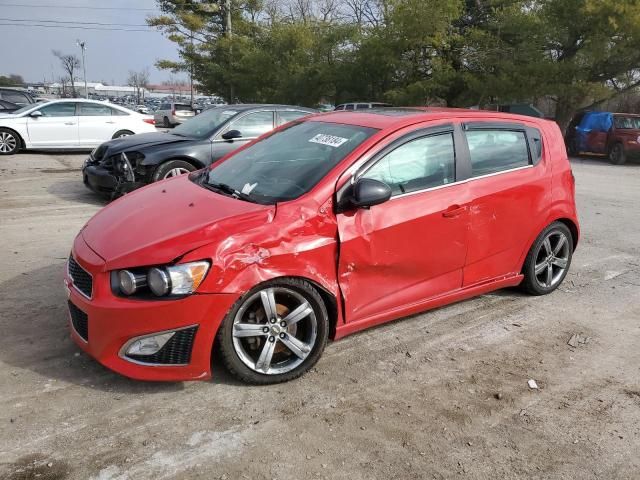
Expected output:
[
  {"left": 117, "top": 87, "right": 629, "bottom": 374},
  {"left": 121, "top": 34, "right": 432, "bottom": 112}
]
[
  {"left": 81, "top": 174, "right": 275, "bottom": 270},
  {"left": 97, "top": 132, "right": 195, "bottom": 156}
]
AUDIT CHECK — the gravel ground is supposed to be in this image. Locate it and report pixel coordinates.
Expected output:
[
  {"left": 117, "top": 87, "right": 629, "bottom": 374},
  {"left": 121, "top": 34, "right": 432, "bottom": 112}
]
[{"left": 0, "top": 151, "right": 638, "bottom": 480}]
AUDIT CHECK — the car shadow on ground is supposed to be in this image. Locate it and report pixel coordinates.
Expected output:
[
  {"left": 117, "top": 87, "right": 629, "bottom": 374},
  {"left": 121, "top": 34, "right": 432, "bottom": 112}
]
[{"left": 569, "top": 154, "right": 640, "bottom": 167}]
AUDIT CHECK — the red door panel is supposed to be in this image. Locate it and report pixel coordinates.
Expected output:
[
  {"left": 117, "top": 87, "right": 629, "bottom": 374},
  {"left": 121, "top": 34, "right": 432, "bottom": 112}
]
[
  {"left": 463, "top": 165, "right": 550, "bottom": 286},
  {"left": 337, "top": 184, "right": 470, "bottom": 323}
]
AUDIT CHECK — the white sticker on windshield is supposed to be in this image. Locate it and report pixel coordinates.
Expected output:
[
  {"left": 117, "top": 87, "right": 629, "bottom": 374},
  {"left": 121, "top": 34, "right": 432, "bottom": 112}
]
[
  {"left": 241, "top": 182, "right": 257, "bottom": 195},
  {"left": 222, "top": 110, "right": 237, "bottom": 115},
  {"left": 309, "top": 134, "right": 349, "bottom": 148}
]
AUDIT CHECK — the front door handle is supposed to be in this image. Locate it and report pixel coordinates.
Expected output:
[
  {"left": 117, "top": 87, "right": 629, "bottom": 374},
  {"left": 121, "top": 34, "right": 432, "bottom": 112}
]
[
  {"left": 442, "top": 205, "right": 467, "bottom": 218},
  {"left": 64, "top": 122, "right": 76, "bottom": 125},
  {"left": 106, "top": 121, "right": 116, "bottom": 124}
]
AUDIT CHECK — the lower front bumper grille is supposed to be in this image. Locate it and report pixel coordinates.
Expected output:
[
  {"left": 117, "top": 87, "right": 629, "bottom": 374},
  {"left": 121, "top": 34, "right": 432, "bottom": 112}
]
[
  {"left": 125, "top": 326, "right": 198, "bottom": 365},
  {"left": 68, "top": 255, "right": 93, "bottom": 298},
  {"left": 68, "top": 301, "right": 89, "bottom": 341}
]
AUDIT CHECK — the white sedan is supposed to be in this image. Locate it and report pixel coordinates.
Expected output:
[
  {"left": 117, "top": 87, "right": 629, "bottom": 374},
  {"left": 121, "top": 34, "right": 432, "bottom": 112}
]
[{"left": 0, "top": 99, "right": 156, "bottom": 155}]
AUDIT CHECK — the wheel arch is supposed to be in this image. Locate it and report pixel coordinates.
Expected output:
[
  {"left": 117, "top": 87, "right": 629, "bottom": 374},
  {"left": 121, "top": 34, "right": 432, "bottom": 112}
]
[
  {"left": 518, "top": 216, "right": 579, "bottom": 274},
  {"left": 0, "top": 126, "right": 25, "bottom": 149},
  {"left": 112, "top": 129, "right": 134, "bottom": 139},
  {"left": 154, "top": 156, "right": 206, "bottom": 170}
]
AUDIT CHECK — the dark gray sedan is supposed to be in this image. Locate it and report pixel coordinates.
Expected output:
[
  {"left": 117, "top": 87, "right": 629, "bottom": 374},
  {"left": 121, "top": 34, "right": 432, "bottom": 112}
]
[{"left": 83, "top": 104, "right": 316, "bottom": 197}]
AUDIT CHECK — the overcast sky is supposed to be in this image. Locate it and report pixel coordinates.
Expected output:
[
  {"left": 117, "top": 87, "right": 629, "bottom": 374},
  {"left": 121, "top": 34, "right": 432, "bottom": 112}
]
[{"left": 0, "top": 0, "right": 182, "bottom": 85}]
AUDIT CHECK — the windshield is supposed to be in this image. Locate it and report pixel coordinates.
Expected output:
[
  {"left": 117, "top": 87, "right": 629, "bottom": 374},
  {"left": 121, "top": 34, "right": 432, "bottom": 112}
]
[
  {"left": 172, "top": 107, "right": 237, "bottom": 138},
  {"left": 198, "top": 121, "right": 377, "bottom": 204},
  {"left": 614, "top": 115, "right": 640, "bottom": 129}
]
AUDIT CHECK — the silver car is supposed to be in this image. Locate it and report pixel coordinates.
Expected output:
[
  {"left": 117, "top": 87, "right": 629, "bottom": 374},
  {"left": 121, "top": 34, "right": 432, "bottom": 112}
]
[{"left": 153, "top": 102, "right": 195, "bottom": 128}]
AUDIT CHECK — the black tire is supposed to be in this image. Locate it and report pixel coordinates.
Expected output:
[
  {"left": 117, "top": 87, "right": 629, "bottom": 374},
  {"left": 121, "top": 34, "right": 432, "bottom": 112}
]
[
  {"left": 163, "top": 117, "right": 171, "bottom": 128},
  {"left": 520, "top": 222, "right": 573, "bottom": 296},
  {"left": 0, "top": 128, "right": 21, "bottom": 155},
  {"left": 217, "top": 278, "right": 329, "bottom": 384},
  {"left": 112, "top": 130, "right": 134, "bottom": 139},
  {"left": 566, "top": 138, "right": 578, "bottom": 157},
  {"left": 152, "top": 160, "right": 196, "bottom": 182},
  {"left": 609, "top": 142, "right": 626, "bottom": 165}
]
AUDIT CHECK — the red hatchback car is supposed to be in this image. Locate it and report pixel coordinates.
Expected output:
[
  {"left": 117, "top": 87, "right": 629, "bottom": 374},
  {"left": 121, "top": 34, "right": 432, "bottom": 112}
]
[{"left": 65, "top": 108, "right": 579, "bottom": 384}]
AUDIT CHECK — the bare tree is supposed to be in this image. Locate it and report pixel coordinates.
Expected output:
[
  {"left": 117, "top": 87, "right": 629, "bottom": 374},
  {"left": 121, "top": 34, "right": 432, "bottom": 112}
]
[
  {"left": 53, "top": 50, "right": 80, "bottom": 97},
  {"left": 127, "top": 69, "right": 150, "bottom": 104}
]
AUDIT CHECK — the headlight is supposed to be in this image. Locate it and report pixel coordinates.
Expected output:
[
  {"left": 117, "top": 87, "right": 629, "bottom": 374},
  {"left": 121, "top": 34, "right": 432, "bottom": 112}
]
[{"left": 114, "top": 261, "right": 209, "bottom": 298}]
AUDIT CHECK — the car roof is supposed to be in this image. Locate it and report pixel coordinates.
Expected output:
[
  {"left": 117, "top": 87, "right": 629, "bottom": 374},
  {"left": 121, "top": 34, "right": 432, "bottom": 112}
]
[
  {"left": 209, "top": 104, "right": 316, "bottom": 112},
  {"left": 309, "top": 107, "right": 551, "bottom": 130}
]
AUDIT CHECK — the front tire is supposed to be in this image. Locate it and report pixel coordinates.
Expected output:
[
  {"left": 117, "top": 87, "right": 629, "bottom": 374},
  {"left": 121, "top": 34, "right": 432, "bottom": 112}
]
[
  {"left": 217, "top": 278, "right": 329, "bottom": 384},
  {"left": 0, "top": 128, "right": 21, "bottom": 155},
  {"left": 521, "top": 222, "right": 573, "bottom": 296},
  {"left": 609, "top": 143, "right": 626, "bottom": 165},
  {"left": 163, "top": 117, "right": 171, "bottom": 128},
  {"left": 152, "top": 160, "right": 196, "bottom": 182}
]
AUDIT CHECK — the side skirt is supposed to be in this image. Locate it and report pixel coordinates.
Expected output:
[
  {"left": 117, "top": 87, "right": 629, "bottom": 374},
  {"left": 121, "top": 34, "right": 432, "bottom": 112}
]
[{"left": 334, "top": 273, "right": 524, "bottom": 340}]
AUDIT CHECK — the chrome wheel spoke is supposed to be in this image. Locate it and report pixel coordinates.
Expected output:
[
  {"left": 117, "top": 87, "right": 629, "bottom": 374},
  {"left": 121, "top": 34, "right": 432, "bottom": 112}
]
[
  {"left": 535, "top": 261, "right": 547, "bottom": 275},
  {"left": 553, "top": 235, "right": 567, "bottom": 255},
  {"left": 280, "top": 334, "right": 311, "bottom": 360},
  {"left": 255, "top": 338, "right": 276, "bottom": 372},
  {"left": 542, "top": 237, "right": 552, "bottom": 256},
  {"left": 233, "top": 323, "right": 268, "bottom": 338},
  {"left": 282, "top": 301, "right": 312, "bottom": 327},
  {"left": 260, "top": 288, "right": 278, "bottom": 321},
  {"left": 552, "top": 257, "right": 568, "bottom": 268},
  {"left": 545, "top": 264, "right": 553, "bottom": 286}
]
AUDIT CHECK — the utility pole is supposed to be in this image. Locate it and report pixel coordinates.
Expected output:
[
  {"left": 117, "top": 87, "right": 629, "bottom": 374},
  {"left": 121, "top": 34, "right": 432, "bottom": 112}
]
[
  {"left": 190, "top": 31, "right": 194, "bottom": 107},
  {"left": 225, "top": 0, "right": 233, "bottom": 103},
  {"left": 77, "top": 40, "right": 88, "bottom": 98}
]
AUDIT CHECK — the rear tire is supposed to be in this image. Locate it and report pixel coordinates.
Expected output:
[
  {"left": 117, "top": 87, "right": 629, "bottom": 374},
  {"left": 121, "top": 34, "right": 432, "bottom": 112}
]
[
  {"left": 566, "top": 138, "right": 578, "bottom": 157},
  {"left": 217, "top": 278, "right": 329, "bottom": 384},
  {"left": 112, "top": 130, "right": 134, "bottom": 139},
  {"left": 152, "top": 160, "right": 196, "bottom": 182},
  {"left": 0, "top": 128, "right": 21, "bottom": 155},
  {"left": 520, "top": 222, "right": 573, "bottom": 296},
  {"left": 163, "top": 117, "right": 171, "bottom": 128},
  {"left": 609, "top": 142, "right": 626, "bottom": 165}
]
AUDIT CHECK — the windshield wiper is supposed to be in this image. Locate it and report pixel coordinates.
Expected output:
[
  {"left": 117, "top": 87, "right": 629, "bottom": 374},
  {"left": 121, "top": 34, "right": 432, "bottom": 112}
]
[{"left": 205, "top": 181, "right": 257, "bottom": 203}]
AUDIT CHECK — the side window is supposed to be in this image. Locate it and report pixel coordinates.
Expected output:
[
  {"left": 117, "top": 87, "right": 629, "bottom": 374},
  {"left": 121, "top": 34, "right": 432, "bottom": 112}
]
[
  {"left": 278, "top": 110, "right": 310, "bottom": 125},
  {"left": 2, "top": 91, "right": 30, "bottom": 105},
  {"left": 111, "top": 107, "right": 128, "bottom": 116},
  {"left": 465, "top": 130, "right": 529, "bottom": 177},
  {"left": 38, "top": 103, "right": 77, "bottom": 117},
  {"left": 79, "top": 104, "right": 112, "bottom": 116},
  {"left": 345, "top": 104, "right": 355, "bottom": 110},
  {"left": 230, "top": 111, "right": 274, "bottom": 137},
  {"left": 356, "top": 103, "right": 370, "bottom": 109},
  {"left": 335, "top": 105, "right": 345, "bottom": 111},
  {"left": 362, "top": 133, "right": 455, "bottom": 196}
]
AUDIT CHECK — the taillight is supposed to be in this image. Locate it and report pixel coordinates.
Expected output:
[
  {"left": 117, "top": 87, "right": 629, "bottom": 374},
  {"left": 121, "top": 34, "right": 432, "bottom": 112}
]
[{"left": 143, "top": 118, "right": 155, "bottom": 125}]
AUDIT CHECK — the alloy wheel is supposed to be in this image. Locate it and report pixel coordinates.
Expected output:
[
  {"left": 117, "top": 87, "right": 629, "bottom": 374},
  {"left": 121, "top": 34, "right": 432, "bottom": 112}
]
[
  {"left": 232, "top": 287, "right": 317, "bottom": 375},
  {"left": 533, "top": 231, "right": 570, "bottom": 288},
  {"left": 163, "top": 167, "right": 191, "bottom": 178},
  {"left": 0, "top": 132, "right": 17, "bottom": 153}
]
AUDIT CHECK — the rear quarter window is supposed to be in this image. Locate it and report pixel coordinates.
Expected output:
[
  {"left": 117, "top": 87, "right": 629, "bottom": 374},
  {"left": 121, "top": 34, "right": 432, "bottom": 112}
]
[{"left": 466, "top": 129, "right": 530, "bottom": 177}]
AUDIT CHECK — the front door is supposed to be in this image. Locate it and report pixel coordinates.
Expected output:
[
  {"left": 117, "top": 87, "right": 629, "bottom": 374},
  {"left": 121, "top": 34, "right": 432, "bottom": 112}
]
[
  {"left": 26, "top": 102, "right": 79, "bottom": 148},
  {"left": 336, "top": 127, "right": 470, "bottom": 324}
]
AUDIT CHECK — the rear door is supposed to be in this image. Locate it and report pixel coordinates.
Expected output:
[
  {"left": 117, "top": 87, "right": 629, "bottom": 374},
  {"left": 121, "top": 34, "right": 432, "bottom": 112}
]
[
  {"left": 26, "top": 102, "right": 79, "bottom": 147},
  {"left": 212, "top": 110, "right": 275, "bottom": 160},
  {"left": 336, "top": 123, "right": 471, "bottom": 324},
  {"left": 77, "top": 103, "right": 122, "bottom": 146},
  {"left": 461, "top": 121, "right": 549, "bottom": 286}
]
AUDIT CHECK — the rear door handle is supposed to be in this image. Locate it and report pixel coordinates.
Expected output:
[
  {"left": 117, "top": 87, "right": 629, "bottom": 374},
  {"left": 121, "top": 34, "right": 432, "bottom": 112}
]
[
  {"left": 442, "top": 205, "right": 467, "bottom": 218},
  {"left": 106, "top": 121, "right": 116, "bottom": 124},
  {"left": 64, "top": 122, "right": 76, "bottom": 125}
]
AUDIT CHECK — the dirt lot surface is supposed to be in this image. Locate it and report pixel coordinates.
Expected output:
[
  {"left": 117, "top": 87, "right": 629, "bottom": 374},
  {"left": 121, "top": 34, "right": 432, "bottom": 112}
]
[{"left": 0, "top": 152, "right": 638, "bottom": 480}]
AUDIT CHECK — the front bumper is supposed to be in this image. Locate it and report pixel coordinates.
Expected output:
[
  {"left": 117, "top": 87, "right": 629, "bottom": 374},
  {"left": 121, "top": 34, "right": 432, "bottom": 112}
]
[
  {"left": 65, "top": 235, "right": 238, "bottom": 381},
  {"left": 83, "top": 161, "right": 146, "bottom": 197}
]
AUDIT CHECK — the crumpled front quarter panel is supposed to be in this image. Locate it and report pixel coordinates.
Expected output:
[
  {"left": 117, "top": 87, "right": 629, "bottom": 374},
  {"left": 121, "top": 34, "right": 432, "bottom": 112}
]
[{"left": 188, "top": 198, "right": 341, "bottom": 302}]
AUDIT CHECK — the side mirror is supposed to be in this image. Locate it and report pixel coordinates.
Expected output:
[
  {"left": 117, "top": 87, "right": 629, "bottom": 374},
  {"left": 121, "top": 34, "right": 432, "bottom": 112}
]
[
  {"left": 221, "top": 129, "right": 242, "bottom": 141},
  {"left": 350, "top": 178, "right": 392, "bottom": 209},
  {"left": 29, "top": 110, "right": 43, "bottom": 118}
]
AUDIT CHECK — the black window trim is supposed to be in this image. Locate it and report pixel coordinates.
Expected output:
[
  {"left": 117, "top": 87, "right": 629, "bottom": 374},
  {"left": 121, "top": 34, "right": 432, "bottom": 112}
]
[{"left": 276, "top": 109, "right": 312, "bottom": 126}]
